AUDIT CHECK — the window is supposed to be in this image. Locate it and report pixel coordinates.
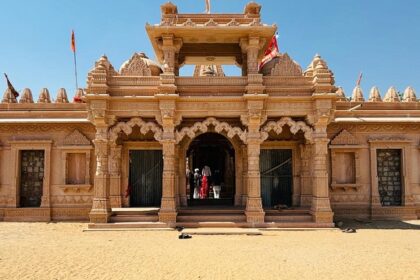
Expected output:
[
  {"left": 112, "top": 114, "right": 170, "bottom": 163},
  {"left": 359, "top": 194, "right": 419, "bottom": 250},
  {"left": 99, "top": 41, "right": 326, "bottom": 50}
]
[{"left": 66, "top": 153, "right": 86, "bottom": 184}]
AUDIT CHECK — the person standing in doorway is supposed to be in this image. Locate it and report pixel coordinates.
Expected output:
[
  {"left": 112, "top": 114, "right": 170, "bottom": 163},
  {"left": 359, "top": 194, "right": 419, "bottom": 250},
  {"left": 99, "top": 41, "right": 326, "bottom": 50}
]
[
  {"left": 200, "top": 165, "right": 212, "bottom": 199},
  {"left": 193, "top": 168, "right": 201, "bottom": 199}
]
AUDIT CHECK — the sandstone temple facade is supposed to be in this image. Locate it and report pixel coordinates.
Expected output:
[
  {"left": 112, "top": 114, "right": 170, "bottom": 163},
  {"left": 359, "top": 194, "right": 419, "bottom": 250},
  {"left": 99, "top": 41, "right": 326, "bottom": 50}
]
[{"left": 0, "top": 2, "right": 419, "bottom": 228}]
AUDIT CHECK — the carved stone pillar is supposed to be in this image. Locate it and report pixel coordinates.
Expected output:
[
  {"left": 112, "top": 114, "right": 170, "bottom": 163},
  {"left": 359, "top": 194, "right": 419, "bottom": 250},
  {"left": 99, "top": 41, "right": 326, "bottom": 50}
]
[
  {"left": 109, "top": 144, "right": 122, "bottom": 208},
  {"left": 158, "top": 34, "right": 182, "bottom": 74},
  {"left": 241, "top": 145, "right": 248, "bottom": 206},
  {"left": 245, "top": 138, "right": 265, "bottom": 224},
  {"left": 178, "top": 146, "right": 188, "bottom": 207},
  {"left": 240, "top": 37, "right": 261, "bottom": 75},
  {"left": 234, "top": 146, "right": 243, "bottom": 206},
  {"left": 159, "top": 140, "right": 177, "bottom": 224},
  {"left": 310, "top": 134, "right": 334, "bottom": 224},
  {"left": 299, "top": 144, "right": 312, "bottom": 207},
  {"left": 90, "top": 125, "right": 111, "bottom": 223}
]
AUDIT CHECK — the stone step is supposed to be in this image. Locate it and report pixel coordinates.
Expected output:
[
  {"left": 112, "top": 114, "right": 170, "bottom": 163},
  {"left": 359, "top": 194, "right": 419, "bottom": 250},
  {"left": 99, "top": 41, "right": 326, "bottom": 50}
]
[
  {"left": 110, "top": 215, "right": 159, "bottom": 223},
  {"left": 265, "top": 209, "right": 311, "bottom": 215},
  {"left": 175, "top": 222, "right": 249, "bottom": 228},
  {"left": 177, "top": 214, "right": 246, "bottom": 222},
  {"left": 111, "top": 208, "right": 159, "bottom": 216},
  {"left": 178, "top": 209, "right": 244, "bottom": 215},
  {"left": 88, "top": 222, "right": 169, "bottom": 229},
  {"left": 265, "top": 215, "right": 313, "bottom": 222}
]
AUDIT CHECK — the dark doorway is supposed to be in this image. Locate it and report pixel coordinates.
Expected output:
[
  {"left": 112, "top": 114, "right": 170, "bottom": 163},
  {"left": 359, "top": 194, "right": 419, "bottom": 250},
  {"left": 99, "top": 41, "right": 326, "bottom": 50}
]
[
  {"left": 377, "top": 149, "right": 402, "bottom": 206},
  {"left": 260, "top": 149, "right": 293, "bottom": 208},
  {"left": 20, "top": 150, "right": 45, "bottom": 207},
  {"left": 187, "top": 133, "right": 235, "bottom": 206},
  {"left": 129, "top": 150, "right": 163, "bottom": 207}
]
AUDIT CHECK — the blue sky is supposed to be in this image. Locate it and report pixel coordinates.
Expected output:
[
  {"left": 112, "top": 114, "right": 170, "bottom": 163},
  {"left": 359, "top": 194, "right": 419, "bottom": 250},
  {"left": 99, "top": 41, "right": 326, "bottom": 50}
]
[{"left": 1, "top": 0, "right": 419, "bottom": 100}]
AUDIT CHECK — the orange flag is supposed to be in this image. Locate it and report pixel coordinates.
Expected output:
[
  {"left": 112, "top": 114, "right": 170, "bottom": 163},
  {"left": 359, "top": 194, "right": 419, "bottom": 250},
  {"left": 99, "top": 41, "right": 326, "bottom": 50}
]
[{"left": 71, "top": 30, "right": 76, "bottom": 53}]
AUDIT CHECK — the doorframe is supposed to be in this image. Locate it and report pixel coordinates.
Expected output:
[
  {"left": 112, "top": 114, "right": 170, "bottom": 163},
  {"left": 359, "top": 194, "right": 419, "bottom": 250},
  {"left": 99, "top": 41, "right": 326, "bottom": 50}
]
[
  {"left": 260, "top": 141, "right": 300, "bottom": 207},
  {"left": 121, "top": 141, "right": 162, "bottom": 207},
  {"left": 9, "top": 140, "right": 53, "bottom": 208},
  {"left": 368, "top": 139, "right": 414, "bottom": 208}
]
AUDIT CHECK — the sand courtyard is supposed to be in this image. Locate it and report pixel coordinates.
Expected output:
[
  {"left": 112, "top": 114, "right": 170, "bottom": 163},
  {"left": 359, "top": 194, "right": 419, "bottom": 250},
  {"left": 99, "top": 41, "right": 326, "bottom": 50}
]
[{"left": 0, "top": 221, "right": 419, "bottom": 280}]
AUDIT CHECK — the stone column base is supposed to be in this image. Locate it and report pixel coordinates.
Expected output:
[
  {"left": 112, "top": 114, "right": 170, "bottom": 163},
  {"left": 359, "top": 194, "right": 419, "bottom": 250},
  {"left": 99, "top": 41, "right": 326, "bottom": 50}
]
[
  {"left": 89, "top": 209, "right": 111, "bottom": 223},
  {"left": 245, "top": 211, "right": 265, "bottom": 225},
  {"left": 109, "top": 196, "right": 122, "bottom": 208},
  {"left": 310, "top": 210, "right": 334, "bottom": 224},
  {"left": 158, "top": 211, "right": 177, "bottom": 225}
]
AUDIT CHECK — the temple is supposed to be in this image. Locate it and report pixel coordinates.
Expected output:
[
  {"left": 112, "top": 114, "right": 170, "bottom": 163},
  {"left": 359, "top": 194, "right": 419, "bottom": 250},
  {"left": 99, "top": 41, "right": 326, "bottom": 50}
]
[{"left": 0, "top": 2, "right": 419, "bottom": 228}]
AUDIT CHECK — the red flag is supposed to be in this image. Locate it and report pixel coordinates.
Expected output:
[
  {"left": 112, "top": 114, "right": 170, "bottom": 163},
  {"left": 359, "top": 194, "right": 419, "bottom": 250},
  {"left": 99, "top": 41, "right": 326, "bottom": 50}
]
[
  {"left": 71, "top": 30, "right": 76, "bottom": 53},
  {"left": 4, "top": 73, "right": 19, "bottom": 98},
  {"left": 259, "top": 33, "right": 279, "bottom": 70}
]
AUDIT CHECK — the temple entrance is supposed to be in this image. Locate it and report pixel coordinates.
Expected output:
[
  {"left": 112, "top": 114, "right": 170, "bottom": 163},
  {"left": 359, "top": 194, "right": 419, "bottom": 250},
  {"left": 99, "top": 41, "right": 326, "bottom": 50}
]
[
  {"left": 20, "top": 150, "right": 44, "bottom": 207},
  {"left": 186, "top": 133, "right": 235, "bottom": 206},
  {"left": 260, "top": 149, "right": 293, "bottom": 208},
  {"left": 377, "top": 149, "right": 402, "bottom": 206},
  {"left": 129, "top": 150, "right": 163, "bottom": 207}
]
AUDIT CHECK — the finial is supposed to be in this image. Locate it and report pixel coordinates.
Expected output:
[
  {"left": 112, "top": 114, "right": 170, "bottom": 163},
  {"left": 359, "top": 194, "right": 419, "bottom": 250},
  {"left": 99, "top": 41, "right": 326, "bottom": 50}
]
[
  {"left": 402, "top": 86, "right": 417, "bottom": 102},
  {"left": 55, "top": 88, "right": 69, "bottom": 103},
  {"left": 73, "top": 88, "right": 84, "bottom": 103},
  {"left": 2, "top": 88, "right": 17, "bottom": 103},
  {"left": 20, "top": 88, "right": 34, "bottom": 103},
  {"left": 351, "top": 86, "right": 365, "bottom": 102},
  {"left": 368, "top": 86, "right": 382, "bottom": 102},
  {"left": 383, "top": 86, "right": 400, "bottom": 102},
  {"left": 38, "top": 88, "right": 51, "bottom": 103},
  {"left": 335, "top": 87, "right": 347, "bottom": 101}
]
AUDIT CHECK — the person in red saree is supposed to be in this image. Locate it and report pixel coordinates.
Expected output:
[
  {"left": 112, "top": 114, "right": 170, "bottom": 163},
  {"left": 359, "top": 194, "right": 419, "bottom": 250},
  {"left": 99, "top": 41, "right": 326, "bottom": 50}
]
[{"left": 200, "top": 165, "right": 212, "bottom": 199}]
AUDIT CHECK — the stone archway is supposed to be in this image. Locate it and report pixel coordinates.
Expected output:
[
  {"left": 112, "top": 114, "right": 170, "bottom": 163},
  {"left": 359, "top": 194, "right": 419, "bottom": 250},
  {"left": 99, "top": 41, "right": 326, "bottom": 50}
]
[
  {"left": 107, "top": 117, "right": 164, "bottom": 208},
  {"left": 175, "top": 118, "right": 247, "bottom": 207}
]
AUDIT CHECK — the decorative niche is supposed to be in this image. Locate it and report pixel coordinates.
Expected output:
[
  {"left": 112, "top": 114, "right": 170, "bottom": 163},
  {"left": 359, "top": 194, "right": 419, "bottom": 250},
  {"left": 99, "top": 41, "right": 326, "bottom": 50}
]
[
  {"left": 329, "top": 130, "right": 364, "bottom": 191},
  {"left": 58, "top": 130, "right": 93, "bottom": 193}
]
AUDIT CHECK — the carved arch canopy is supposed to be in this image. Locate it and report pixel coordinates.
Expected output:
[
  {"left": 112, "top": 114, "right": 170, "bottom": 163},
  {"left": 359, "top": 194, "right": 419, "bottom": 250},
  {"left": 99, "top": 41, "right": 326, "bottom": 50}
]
[
  {"left": 175, "top": 117, "right": 247, "bottom": 144},
  {"left": 261, "top": 117, "right": 313, "bottom": 142},
  {"left": 109, "top": 117, "right": 162, "bottom": 143}
]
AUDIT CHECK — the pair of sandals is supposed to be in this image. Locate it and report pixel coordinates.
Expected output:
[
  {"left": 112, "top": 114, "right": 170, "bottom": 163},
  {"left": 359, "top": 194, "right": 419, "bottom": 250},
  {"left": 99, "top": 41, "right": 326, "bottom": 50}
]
[
  {"left": 342, "top": 228, "right": 357, "bottom": 233},
  {"left": 179, "top": 233, "right": 192, "bottom": 239}
]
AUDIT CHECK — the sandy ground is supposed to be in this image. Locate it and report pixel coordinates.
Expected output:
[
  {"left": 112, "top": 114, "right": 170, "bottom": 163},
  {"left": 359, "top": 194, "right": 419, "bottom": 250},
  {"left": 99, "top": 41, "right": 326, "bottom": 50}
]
[{"left": 0, "top": 221, "right": 419, "bottom": 280}]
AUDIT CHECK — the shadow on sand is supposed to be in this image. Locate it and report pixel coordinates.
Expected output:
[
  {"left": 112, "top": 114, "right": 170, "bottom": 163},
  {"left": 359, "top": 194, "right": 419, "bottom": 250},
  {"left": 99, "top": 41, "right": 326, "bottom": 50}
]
[{"left": 335, "top": 219, "right": 420, "bottom": 230}]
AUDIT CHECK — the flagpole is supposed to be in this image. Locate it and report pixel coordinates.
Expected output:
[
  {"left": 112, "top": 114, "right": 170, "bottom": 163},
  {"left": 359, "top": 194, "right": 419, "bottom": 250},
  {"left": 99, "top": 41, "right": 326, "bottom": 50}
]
[{"left": 73, "top": 50, "right": 79, "bottom": 90}]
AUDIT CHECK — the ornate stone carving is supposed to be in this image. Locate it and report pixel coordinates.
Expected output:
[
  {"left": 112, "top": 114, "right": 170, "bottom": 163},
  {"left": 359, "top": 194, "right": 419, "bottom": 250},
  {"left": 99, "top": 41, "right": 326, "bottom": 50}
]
[
  {"left": 330, "top": 130, "right": 361, "bottom": 145},
  {"left": 55, "top": 88, "right": 69, "bottom": 103},
  {"left": 204, "top": 18, "right": 218, "bottom": 26},
  {"left": 403, "top": 86, "right": 417, "bottom": 102},
  {"left": 335, "top": 87, "right": 347, "bottom": 101},
  {"left": 260, "top": 117, "right": 313, "bottom": 142},
  {"left": 175, "top": 117, "right": 247, "bottom": 144},
  {"left": 63, "top": 130, "right": 91, "bottom": 146},
  {"left": 120, "top": 53, "right": 152, "bottom": 76},
  {"left": 38, "top": 88, "right": 51, "bottom": 103},
  {"left": 351, "top": 86, "right": 364, "bottom": 102},
  {"left": 19, "top": 88, "right": 34, "bottom": 103},
  {"left": 109, "top": 117, "right": 163, "bottom": 142},
  {"left": 227, "top": 19, "right": 240, "bottom": 26},
  {"left": 270, "top": 53, "right": 303, "bottom": 76},
  {"left": 2, "top": 88, "right": 17, "bottom": 103},
  {"left": 368, "top": 86, "right": 382, "bottom": 102},
  {"left": 183, "top": 18, "right": 196, "bottom": 26},
  {"left": 383, "top": 86, "right": 400, "bottom": 102}
]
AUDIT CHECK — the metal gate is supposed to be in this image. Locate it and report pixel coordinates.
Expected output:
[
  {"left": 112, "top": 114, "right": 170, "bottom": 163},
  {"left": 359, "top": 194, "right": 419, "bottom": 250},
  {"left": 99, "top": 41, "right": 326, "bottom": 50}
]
[
  {"left": 260, "top": 149, "right": 293, "bottom": 208},
  {"left": 377, "top": 149, "right": 402, "bottom": 206},
  {"left": 129, "top": 150, "right": 163, "bottom": 207},
  {"left": 20, "top": 150, "right": 45, "bottom": 207}
]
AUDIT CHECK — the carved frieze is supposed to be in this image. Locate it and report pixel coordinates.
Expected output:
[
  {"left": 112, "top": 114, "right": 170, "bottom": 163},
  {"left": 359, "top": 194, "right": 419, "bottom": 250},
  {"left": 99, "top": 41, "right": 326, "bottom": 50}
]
[
  {"left": 330, "top": 130, "right": 361, "bottom": 145},
  {"left": 63, "top": 130, "right": 92, "bottom": 146},
  {"left": 260, "top": 117, "right": 313, "bottom": 142},
  {"left": 120, "top": 53, "right": 152, "bottom": 76},
  {"left": 270, "top": 53, "right": 303, "bottom": 76},
  {"left": 109, "top": 117, "right": 163, "bottom": 142},
  {"left": 175, "top": 117, "right": 247, "bottom": 144}
]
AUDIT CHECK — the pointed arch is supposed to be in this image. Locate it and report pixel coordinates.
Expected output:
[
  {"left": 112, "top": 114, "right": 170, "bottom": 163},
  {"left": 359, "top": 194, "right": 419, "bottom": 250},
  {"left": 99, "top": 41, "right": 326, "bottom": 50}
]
[
  {"left": 109, "top": 117, "right": 162, "bottom": 142},
  {"left": 175, "top": 117, "right": 247, "bottom": 144},
  {"left": 260, "top": 117, "right": 313, "bottom": 142}
]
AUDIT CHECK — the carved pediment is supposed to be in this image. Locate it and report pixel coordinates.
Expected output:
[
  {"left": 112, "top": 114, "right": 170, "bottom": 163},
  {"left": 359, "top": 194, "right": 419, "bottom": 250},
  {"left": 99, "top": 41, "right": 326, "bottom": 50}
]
[
  {"left": 63, "top": 130, "right": 91, "bottom": 146},
  {"left": 331, "top": 130, "right": 361, "bottom": 145},
  {"left": 271, "top": 53, "right": 303, "bottom": 76},
  {"left": 120, "top": 53, "right": 152, "bottom": 76}
]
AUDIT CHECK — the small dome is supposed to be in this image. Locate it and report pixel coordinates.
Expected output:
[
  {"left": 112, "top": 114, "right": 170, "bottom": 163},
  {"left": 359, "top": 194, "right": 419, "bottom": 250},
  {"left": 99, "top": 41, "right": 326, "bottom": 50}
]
[{"left": 120, "top": 52, "right": 162, "bottom": 76}]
